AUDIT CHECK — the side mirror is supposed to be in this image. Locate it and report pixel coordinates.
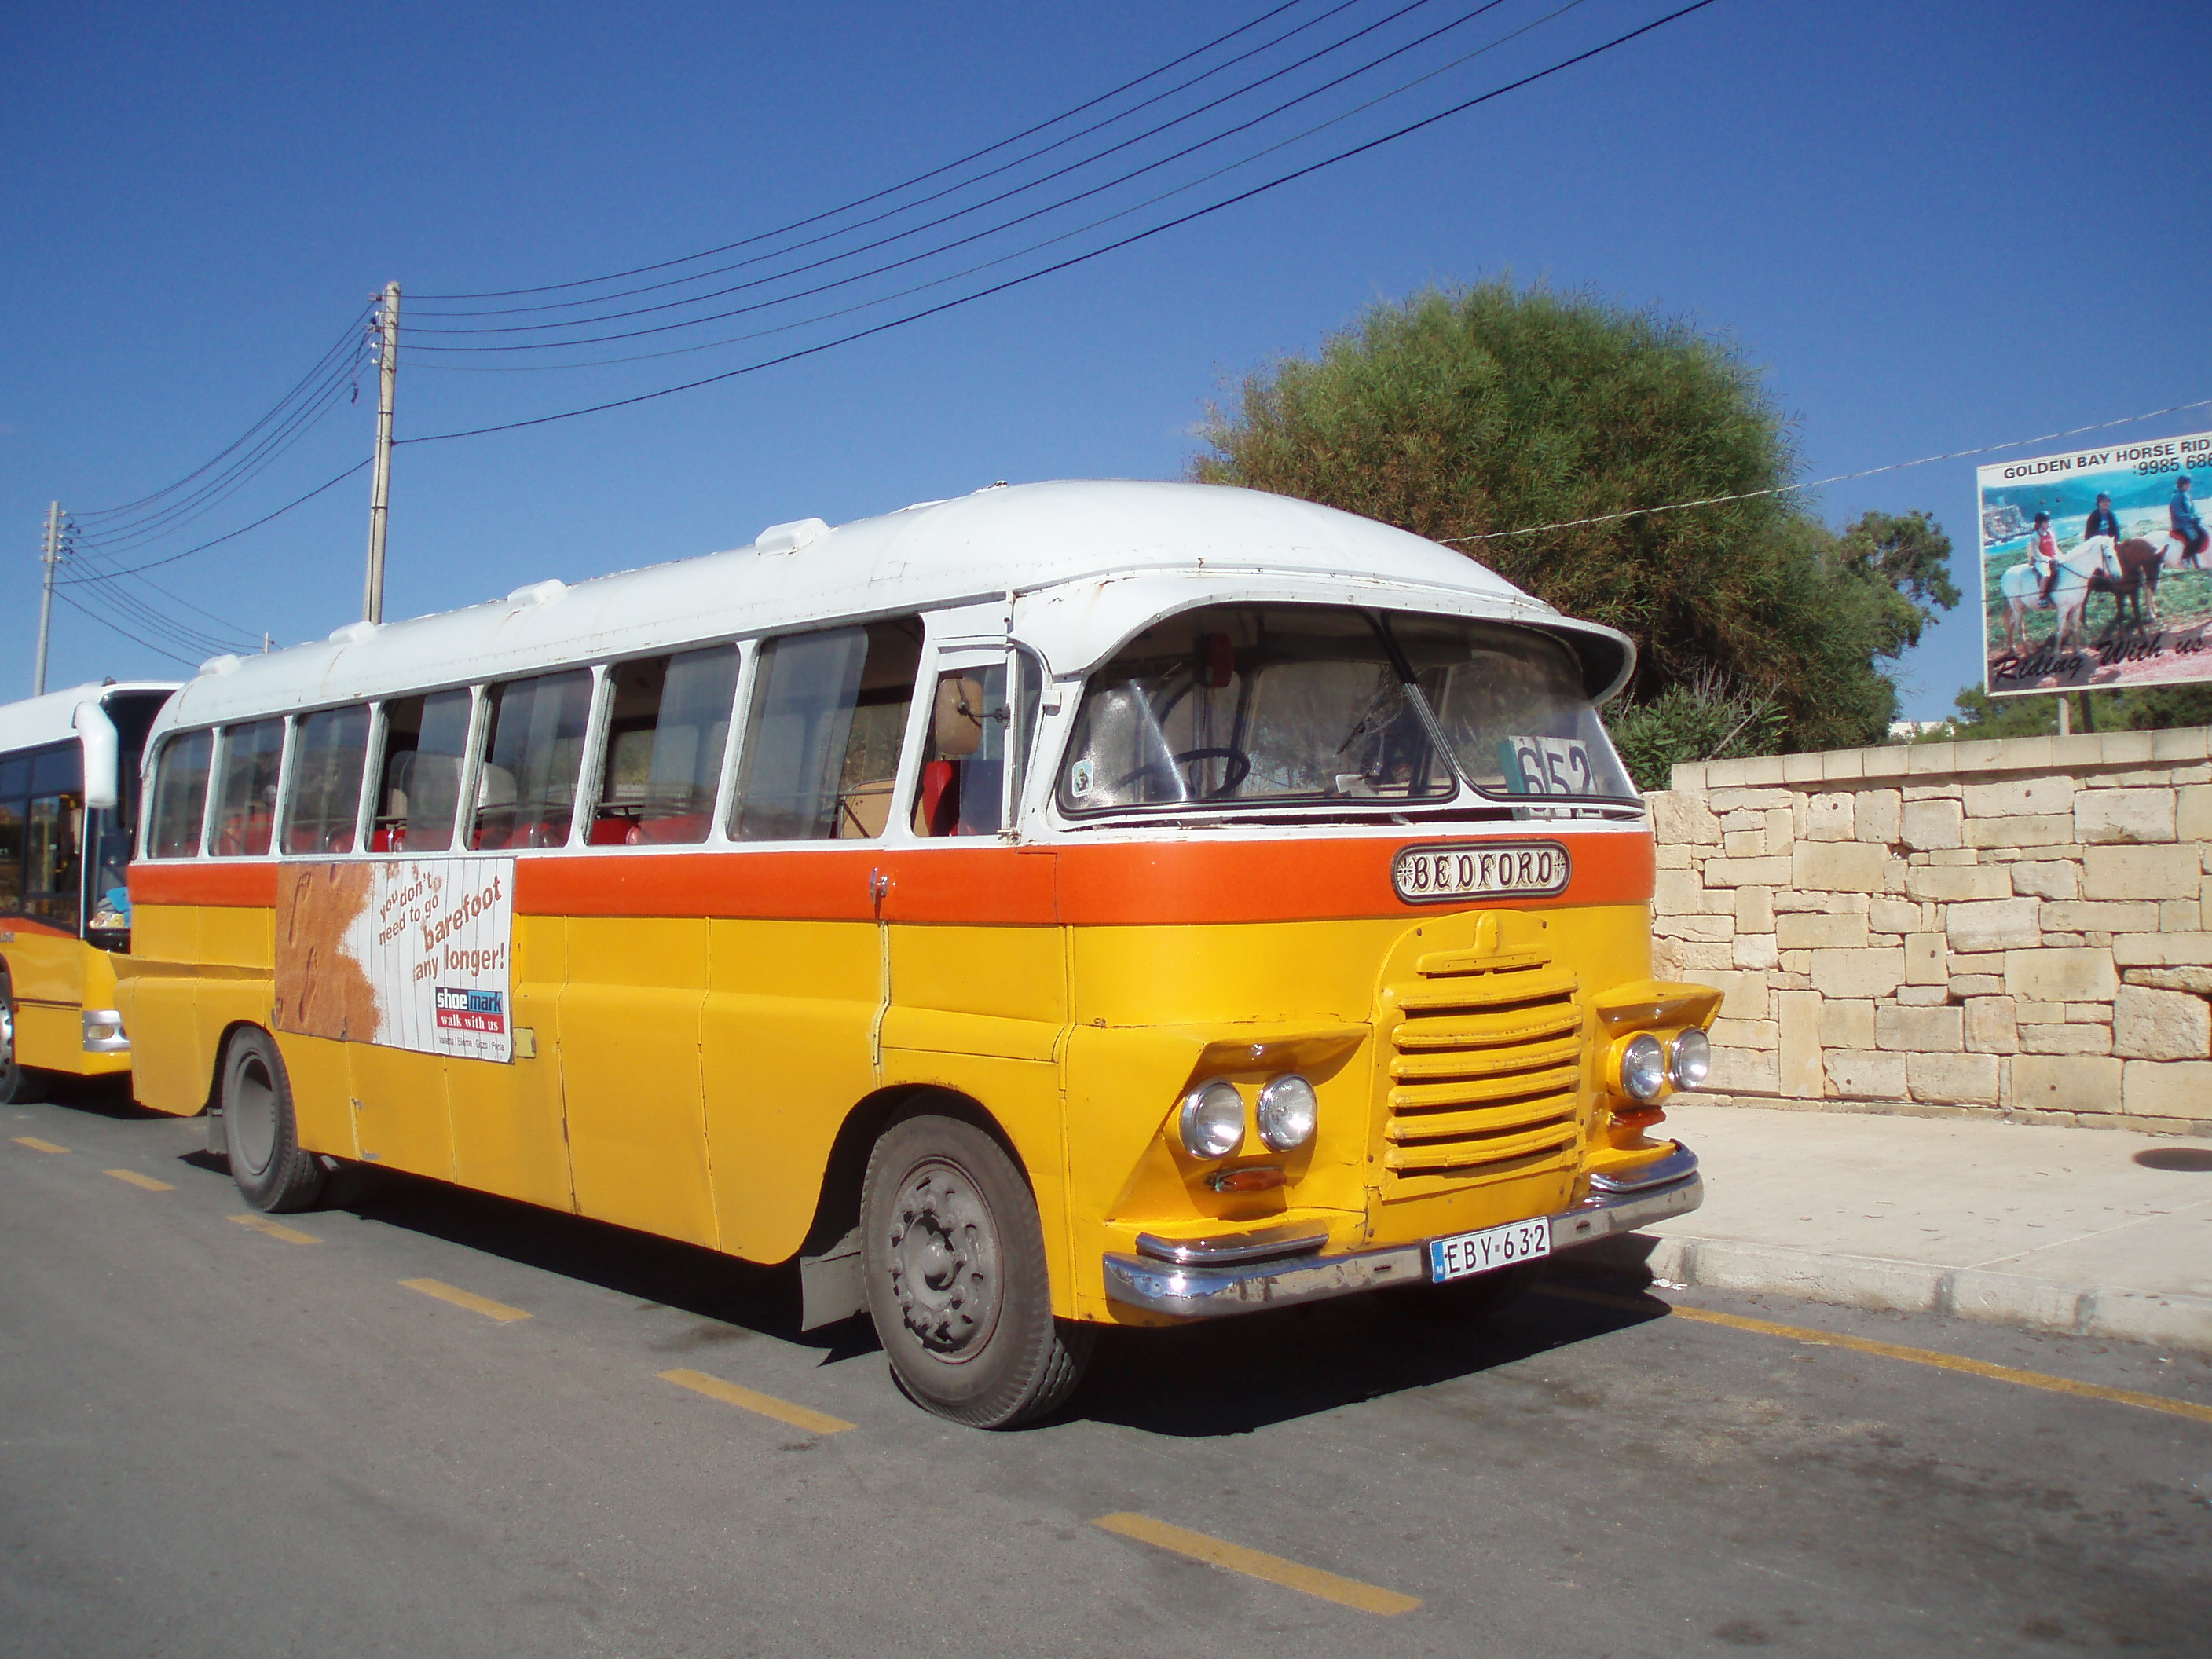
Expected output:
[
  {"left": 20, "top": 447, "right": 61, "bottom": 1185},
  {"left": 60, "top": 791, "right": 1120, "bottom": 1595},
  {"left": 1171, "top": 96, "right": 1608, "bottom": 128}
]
[{"left": 74, "top": 701, "right": 120, "bottom": 811}]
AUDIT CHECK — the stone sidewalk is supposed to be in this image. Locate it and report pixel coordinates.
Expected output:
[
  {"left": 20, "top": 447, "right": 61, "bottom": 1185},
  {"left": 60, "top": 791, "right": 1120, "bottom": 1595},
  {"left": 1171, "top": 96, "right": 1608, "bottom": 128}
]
[{"left": 1591, "top": 1103, "right": 2212, "bottom": 1354}]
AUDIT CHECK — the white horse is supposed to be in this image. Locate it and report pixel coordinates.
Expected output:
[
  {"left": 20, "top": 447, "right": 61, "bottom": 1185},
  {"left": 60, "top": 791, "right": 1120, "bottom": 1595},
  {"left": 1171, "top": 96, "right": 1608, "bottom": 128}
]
[{"left": 1998, "top": 536, "right": 2124, "bottom": 653}]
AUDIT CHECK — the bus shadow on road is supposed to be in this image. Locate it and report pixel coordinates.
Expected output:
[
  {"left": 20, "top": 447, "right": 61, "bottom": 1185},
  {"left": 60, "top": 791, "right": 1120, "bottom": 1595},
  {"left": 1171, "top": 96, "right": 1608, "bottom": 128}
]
[
  {"left": 319, "top": 1166, "right": 823, "bottom": 1344},
  {"left": 31, "top": 1073, "right": 178, "bottom": 1122},
  {"left": 174, "top": 1132, "right": 1672, "bottom": 1432},
  {"left": 1067, "top": 1267, "right": 1668, "bottom": 1438}
]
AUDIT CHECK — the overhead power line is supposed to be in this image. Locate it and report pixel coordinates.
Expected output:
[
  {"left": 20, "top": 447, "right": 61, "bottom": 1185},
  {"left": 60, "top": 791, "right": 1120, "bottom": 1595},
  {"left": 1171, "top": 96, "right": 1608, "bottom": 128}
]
[
  {"left": 407, "top": 0, "right": 1453, "bottom": 340},
  {"left": 71, "top": 345, "right": 364, "bottom": 556},
  {"left": 1438, "top": 397, "right": 2212, "bottom": 544},
  {"left": 410, "top": 0, "right": 1375, "bottom": 322},
  {"left": 406, "top": 0, "right": 1592, "bottom": 375},
  {"left": 59, "top": 459, "right": 369, "bottom": 584},
  {"left": 412, "top": 0, "right": 1315, "bottom": 302},
  {"left": 404, "top": 0, "right": 1508, "bottom": 350},
  {"left": 74, "top": 309, "right": 368, "bottom": 529},
  {"left": 398, "top": 0, "right": 1717, "bottom": 445},
  {"left": 47, "top": 584, "right": 204, "bottom": 670}
]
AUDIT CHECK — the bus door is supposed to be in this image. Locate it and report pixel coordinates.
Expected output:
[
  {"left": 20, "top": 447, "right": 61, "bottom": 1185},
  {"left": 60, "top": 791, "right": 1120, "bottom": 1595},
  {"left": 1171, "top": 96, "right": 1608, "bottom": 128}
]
[
  {"left": 701, "top": 618, "right": 924, "bottom": 1265},
  {"left": 875, "top": 612, "right": 1072, "bottom": 1283},
  {"left": 0, "top": 744, "right": 86, "bottom": 1067}
]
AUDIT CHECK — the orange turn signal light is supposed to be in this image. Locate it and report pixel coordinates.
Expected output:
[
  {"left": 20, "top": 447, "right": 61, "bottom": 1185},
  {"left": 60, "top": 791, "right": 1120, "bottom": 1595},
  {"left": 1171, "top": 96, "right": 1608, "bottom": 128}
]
[{"left": 1207, "top": 1166, "right": 1288, "bottom": 1193}]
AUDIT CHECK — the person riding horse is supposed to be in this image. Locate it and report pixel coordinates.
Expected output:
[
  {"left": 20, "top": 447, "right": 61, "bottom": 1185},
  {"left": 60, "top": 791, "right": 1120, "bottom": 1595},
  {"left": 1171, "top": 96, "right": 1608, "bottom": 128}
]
[
  {"left": 2084, "top": 491, "right": 2121, "bottom": 544},
  {"left": 2174, "top": 476, "right": 2208, "bottom": 568},
  {"left": 2031, "top": 511, "right": 2064, "bottom": 606}
]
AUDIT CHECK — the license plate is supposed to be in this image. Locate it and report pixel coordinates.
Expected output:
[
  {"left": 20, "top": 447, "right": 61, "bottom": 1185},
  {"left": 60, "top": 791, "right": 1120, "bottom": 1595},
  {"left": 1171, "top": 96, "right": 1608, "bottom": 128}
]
[{"left": 1428, "top": 1217, "right": 1551, "bottom": 1283}]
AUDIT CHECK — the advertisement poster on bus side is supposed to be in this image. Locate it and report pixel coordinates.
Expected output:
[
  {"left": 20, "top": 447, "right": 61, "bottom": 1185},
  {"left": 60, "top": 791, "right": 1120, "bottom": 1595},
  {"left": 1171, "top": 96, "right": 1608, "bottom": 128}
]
[
  {"left": 1979, "top": 429, "right": 2212, "bottom": 696},
  {"left": 273, "top": 857, "right": 515, "bottom": 1063}
]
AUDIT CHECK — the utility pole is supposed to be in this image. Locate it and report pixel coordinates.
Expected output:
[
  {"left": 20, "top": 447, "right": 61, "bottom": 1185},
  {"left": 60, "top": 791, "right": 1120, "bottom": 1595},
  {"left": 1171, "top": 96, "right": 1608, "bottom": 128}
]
[
  {"left": 33, "top": 500, "right": 61, "bottom": 696},
  {"left": 362, "top": 280, "right": 400, "bottom": 624}
]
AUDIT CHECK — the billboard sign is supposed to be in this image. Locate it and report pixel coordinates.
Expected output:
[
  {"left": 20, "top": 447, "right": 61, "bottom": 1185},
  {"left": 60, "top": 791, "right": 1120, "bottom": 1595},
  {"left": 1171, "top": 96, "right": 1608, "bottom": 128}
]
[
  {"left": 273, "top": 856, "right": 515, "bottom": 1064},
  {"left": 1978, "top": 429, "right": 2212, "bottom": 695}
]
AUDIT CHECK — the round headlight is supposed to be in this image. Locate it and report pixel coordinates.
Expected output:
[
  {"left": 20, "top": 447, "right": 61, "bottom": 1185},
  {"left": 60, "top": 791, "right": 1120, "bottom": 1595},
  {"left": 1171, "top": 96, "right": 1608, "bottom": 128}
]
[
  {"left": 1178, "top": 1080, "right": 1246, "bottom": 1159},
  {"left": 1669, "top": 1027, "right": 1712, "bottom": 1089},
  {"left": 1618, "top": 1034, "right": 1668, "bottom": 1102},
  {"left": 1255, "top": 1074, "right": 1318, "bottom": 1151}
]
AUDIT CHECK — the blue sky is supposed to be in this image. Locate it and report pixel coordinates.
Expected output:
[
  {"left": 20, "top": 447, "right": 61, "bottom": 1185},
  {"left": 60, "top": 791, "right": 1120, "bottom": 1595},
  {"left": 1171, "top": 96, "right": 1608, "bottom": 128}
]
[{"left": 4, "top": 0, "right": 2204, "bottom": 717}]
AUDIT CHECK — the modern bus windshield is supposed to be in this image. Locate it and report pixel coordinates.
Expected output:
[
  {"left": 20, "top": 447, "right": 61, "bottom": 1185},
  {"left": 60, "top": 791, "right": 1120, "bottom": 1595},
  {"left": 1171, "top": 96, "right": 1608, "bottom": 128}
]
[{"left": 1055, "top": 605, "right": 1635, "bottom": 814}]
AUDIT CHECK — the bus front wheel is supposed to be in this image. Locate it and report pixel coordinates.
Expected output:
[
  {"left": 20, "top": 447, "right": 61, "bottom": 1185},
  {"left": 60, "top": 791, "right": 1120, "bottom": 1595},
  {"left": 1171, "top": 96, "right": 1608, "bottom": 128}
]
[
  {"left": 221, "top": 1029, "right": 326, "bottom": 1214},
  {"left": 859, "top": 1113, "right": 1091, "bottom": 1429},
  {"left": 0, "top": 976, "right": 43, "bottom": 1104}
]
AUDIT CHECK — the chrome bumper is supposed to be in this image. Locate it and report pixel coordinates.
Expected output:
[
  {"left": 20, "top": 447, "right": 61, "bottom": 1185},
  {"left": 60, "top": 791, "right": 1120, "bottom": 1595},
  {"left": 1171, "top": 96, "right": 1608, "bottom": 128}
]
[{"left": 1102, "top": 1142, "right": 1701, "bottom": 1320}]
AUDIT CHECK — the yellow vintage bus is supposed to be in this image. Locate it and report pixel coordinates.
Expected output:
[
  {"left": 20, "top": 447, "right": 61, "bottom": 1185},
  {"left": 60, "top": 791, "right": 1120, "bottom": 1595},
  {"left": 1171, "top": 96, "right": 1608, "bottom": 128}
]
[
  {"left": 1, "top": 679, "right": 178, "bottom": 1103},
  {"left": 118, "top": 482, "right": 1712, "bottom": 1426}
]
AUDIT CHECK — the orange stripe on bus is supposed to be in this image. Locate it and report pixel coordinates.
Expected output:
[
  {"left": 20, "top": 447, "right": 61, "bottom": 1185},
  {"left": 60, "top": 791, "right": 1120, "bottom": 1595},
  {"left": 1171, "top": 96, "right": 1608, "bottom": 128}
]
[
  {"left": 130, "top": 862, "right": 280, "bottom": 909},
  {"left": 130, "top": 831, "right": 1654, "bottom": 925},
  {"left": 1050, "top": 833, "right": 1654, "bottom": 925},
  {"left": 0, "top": 916, "right": 76, "bottom": 939},
  {"left": 527, "top": 833, "right": 1650, "bottom": 924}
]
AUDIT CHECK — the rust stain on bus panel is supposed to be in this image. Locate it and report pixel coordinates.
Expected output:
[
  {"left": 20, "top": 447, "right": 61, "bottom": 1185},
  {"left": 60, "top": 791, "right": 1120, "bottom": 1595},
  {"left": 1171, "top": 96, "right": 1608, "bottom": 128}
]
[{"left": 272, "top": 862, "right": 377, "bottom": 1041}]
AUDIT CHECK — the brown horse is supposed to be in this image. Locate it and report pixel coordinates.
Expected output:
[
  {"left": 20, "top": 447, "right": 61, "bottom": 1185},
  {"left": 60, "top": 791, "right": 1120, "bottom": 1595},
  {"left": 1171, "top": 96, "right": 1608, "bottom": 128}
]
[{"left": 2083, "top": 537, "right": 2172, "bottom": 633}]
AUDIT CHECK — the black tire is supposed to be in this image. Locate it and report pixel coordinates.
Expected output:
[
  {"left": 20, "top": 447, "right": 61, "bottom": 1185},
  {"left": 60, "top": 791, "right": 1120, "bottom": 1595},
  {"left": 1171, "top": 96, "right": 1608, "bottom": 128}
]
[
  {"left": 860, "top": 1112, "right": 1091, "bottom": 1429},
  {"left": 220, "top": 1028, "right": 325, "bottom": 1213},
  {"left": 0, "top": 974, "right": 43, "bottom": 1105},
  {"left": 1377, "top": 1259, "right": 1540, "bottom": 1323}
]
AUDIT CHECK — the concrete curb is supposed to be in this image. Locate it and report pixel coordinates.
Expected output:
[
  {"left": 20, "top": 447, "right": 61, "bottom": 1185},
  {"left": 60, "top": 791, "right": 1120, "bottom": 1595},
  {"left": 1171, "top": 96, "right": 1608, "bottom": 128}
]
[{"left": 1583, "top": 1232, "right": 2212, "bottom": 1357}]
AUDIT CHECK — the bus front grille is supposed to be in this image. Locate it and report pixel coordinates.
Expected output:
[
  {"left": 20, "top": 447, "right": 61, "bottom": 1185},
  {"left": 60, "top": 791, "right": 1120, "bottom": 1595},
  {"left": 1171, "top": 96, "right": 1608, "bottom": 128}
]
[{"left": 1380, "top": 947, "right": 1584, "bottom": 1185}]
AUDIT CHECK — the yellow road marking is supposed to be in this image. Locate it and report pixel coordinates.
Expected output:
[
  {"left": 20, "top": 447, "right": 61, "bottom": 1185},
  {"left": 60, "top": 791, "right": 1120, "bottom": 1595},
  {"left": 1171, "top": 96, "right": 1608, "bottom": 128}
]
[
  {"left": 657, "top": 1368, "right": 855, "bottom": 1436},
  {"left": 104, "top": 1168, "right": 175, "bottom": 1192},
  {"left": 1545, "top": 1284, "right": 2212, "bottom": 1426},
  {"left": 13, "top": 1136, "right": 67, "bottom": 1154},
  {"left": 1092, "top": 1512, "right": 1421, "bottom": 1616},
  {"left": 229, "top": 1214, "right": 322, "bottom": 1244},
  {"left": 402, "top": 1277, "right": 530, "bottom": 1323}
]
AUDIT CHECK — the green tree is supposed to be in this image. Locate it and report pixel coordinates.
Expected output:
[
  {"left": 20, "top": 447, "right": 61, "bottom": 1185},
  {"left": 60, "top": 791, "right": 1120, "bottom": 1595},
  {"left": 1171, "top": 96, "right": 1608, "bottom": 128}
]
[
  {"left": 1194, "top": 282, "right": 1957, "bottom": 772},
  {"left": 1835, "top": 510, "right": 1958, "bottom": 657},
  {"left": 1940, "top": 679, "right": 2212, "bottom": 741}
]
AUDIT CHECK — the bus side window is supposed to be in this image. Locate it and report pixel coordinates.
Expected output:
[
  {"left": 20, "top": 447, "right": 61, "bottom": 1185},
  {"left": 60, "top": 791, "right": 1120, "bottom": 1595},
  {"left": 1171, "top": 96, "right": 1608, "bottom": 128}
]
[
  {"left": 914, "top": 663, "right": 1009, "bottom": 837},
  {"left": 470, "top": 668, "right": 593, "bottom": 851},
  {"left": 148, "top": 731, "right": 212, "bottom": 859},
  {"left": 284, "top": 705, "right": 370, "bottom": 855},
  {"left": 11, "top": 745, "right": 83, "bottom": 928},
  {"left": 732, "top": 617, "right": 922, "bottom": 843},
  {"left": 592, "top": 646, "right": 738, "bottom": 846},
  {"left": 372, "top": 689, "right": 471, "bottom": 854},
  {"left": 211, "top": 719, "right": 283, "bottom": 859},
  {"left": 0, "top": 755, "right": 26, "bottom": 909}
]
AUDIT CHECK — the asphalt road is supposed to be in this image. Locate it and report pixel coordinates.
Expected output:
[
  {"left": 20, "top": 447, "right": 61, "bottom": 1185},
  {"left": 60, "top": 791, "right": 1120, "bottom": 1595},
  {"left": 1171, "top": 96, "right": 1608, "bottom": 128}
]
[{"left": 5, "top": 1082, "right": 2210, "bottom": 1658}]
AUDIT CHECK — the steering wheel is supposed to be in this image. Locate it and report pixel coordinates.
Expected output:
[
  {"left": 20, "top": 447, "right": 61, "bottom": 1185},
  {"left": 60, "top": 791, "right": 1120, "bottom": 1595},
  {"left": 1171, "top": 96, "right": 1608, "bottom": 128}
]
[{"left": 1112, "top": 746, "right": 1251, "bottom": 800}]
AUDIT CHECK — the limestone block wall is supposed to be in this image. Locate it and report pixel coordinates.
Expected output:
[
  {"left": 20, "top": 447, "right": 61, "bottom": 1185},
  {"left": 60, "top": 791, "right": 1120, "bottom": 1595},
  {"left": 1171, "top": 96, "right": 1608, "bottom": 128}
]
[{"left": 1649, "top": 728, "right": 2212, "bottom": 1135}]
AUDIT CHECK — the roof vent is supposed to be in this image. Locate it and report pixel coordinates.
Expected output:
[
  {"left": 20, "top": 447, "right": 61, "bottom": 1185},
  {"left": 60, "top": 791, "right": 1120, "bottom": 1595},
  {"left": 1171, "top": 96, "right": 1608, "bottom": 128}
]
[
  {"left": 507, "top": 578, "right": 567, "bottom": 607},
  {"left": 328, "top": 620, "right": 380, "bottom": 645},
  {"left": 199, "top": 654, "right": 243, "bottom": 676},
  {"left": 754, "top": 517, "right": 829, "bottom": 556}
]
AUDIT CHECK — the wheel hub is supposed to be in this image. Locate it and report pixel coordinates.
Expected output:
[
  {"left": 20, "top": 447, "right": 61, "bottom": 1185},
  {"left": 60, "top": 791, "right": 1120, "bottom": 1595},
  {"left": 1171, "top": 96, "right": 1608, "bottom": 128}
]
[
  {"left": 885, "top": 1159, "right": 1002, "bottom": 1360},
  {"left": 229, "top": 1053, "right": 279, "bottom": 1177}
]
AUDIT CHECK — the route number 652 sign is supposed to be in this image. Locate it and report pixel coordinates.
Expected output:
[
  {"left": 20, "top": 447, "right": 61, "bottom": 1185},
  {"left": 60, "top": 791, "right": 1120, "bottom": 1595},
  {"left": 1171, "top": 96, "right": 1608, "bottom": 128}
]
[{"left": 1505, "top": 734, "right": 1596, "bottom": 796}]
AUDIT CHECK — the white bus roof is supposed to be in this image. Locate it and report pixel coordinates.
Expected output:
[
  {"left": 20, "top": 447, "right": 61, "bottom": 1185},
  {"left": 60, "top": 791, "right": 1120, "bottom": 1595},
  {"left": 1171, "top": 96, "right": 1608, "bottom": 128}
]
[
  {"left": 151, "top": 480, "right": 1632, "bottom": 734},
  {"left": 0, "top": 681, "right": 180, "bottom": 757}
]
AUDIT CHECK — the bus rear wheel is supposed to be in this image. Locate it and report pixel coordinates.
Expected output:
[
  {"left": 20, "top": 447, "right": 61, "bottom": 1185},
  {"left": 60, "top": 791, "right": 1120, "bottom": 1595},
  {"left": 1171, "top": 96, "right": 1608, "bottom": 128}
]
[
  {"left": 221, "top": 1028, "right": 325, "bottom": 1214},
  {"left": 860, "top": 1112, "right": 1090, "bottom": 1429}
]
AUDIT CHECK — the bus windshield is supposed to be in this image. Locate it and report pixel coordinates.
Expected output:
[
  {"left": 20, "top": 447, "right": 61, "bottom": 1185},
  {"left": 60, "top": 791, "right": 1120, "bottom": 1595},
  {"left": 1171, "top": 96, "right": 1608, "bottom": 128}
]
[{"left": 1055, "top": 605, "right": 1633, "bottom": 814}]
